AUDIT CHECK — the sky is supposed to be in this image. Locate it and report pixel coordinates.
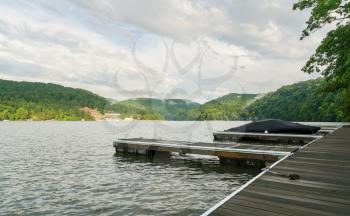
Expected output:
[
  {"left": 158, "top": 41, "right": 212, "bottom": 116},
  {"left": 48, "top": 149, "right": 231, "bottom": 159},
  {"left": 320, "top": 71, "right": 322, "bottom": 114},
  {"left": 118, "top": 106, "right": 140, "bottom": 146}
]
[{"left": 0, "top": 0, "right": 326, "bottom": 103}]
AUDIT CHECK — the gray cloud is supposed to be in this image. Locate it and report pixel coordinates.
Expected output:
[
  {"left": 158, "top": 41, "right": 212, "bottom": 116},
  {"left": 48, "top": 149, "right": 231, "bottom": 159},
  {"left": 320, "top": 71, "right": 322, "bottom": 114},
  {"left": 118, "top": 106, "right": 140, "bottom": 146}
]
[{"left": 0, "top": 0, "right": 325, "bottom": 102}]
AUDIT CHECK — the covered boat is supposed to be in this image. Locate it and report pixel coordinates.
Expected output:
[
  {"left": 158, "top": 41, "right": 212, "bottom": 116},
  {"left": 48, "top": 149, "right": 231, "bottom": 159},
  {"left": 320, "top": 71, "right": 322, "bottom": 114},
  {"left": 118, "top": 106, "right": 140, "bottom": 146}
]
[{"left": 225, "top": 119, "right": 320, "bottom": 134}]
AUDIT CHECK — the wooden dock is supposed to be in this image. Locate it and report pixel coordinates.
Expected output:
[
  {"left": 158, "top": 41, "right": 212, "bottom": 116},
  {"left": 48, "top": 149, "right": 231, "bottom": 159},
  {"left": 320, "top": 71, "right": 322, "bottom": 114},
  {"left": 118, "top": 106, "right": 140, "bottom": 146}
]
[
  {"left": 113, "top": 138, "right": 300, "bottom": 167},
  {"left": 202, "top": 126, "right": 350, "bottom": 216}
]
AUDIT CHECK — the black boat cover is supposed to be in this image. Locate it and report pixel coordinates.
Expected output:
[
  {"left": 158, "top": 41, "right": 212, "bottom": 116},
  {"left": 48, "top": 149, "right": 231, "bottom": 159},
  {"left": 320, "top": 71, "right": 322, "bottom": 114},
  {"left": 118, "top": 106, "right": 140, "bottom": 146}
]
[{"left": 225, "top": 119, "right": 320, "bottom": 134}]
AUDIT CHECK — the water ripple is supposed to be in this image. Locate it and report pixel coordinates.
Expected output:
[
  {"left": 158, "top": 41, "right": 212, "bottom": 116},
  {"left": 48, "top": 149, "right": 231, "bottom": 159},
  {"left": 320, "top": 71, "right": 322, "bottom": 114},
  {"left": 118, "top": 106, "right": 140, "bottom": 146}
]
[{"left": 0, "top": 121, "right": 257, "bottom": 215}]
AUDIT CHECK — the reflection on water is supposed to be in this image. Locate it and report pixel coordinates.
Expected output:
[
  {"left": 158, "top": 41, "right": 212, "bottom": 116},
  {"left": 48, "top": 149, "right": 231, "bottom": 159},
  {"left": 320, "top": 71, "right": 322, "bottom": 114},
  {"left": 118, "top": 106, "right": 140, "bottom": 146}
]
[{"left": 0, "top": 121, "right": 257, "bottom": 216}]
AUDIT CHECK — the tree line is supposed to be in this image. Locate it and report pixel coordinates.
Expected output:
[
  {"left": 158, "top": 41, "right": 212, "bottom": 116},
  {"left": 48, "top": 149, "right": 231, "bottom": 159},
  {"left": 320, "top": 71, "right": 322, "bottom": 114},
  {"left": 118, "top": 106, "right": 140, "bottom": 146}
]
[
  {"left": 0, "top": 78, "right": 347, "bottom": 122},
  {"left": 0, "top": 79, "right": 107, "bottom": 121}
]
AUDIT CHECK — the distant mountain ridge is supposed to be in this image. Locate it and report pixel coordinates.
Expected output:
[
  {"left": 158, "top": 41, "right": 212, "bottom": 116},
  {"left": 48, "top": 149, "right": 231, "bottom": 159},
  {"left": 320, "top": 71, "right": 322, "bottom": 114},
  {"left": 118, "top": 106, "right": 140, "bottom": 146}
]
[
  {"left": 107, "top": 98, "right": 201, "bottom": 120},
  {"left": 0, "top": 78, "right": 346, "bottom": 121},
  {"left": 178, "top": 93, "right": 258, "bottom": 120}
]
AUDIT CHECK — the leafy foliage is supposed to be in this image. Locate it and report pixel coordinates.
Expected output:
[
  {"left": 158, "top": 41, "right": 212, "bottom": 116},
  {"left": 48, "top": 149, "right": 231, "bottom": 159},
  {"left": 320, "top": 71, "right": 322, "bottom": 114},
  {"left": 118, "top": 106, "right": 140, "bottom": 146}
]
[
  {"left": 245, "top": 79, "right": 343, "bottom": 121},
  {"left": 293, "top": 0, "right": 350, "bottom": 38},
  {"left": 0, "top": 79, "right": 108, "bottom": 121},
  {"left": 293, "top": 0, "right": 350, "bottom": 121},
  {"left": 181, "top": 93, "right": 257, "bottom": 120}
]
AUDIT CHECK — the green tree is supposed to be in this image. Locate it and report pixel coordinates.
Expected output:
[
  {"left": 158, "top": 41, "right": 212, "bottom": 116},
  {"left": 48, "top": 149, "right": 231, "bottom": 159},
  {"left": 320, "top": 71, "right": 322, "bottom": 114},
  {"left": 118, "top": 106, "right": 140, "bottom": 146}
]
[
  {"left": 293, "top": 0, "right": 350, "bottom": 120},
  {"left": 0, "top": 109, "right": 9, "bottom": 120},
  {"left": 0, "top": 111, "right": 5, "bottom": 120},
  {"left": 15, "top": 107, "right": 29, "bottom": 120},
  {"left": 245, "top": 79, "right": 341, "bottom": 121},
  {"left": 0, "top": 79, "right": 109, "bottom": 121}
]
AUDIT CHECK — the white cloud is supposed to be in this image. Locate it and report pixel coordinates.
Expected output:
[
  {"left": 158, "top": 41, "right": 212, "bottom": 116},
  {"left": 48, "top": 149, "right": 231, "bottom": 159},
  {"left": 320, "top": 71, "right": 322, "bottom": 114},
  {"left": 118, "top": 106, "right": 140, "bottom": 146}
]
[{"left": 0, "top": 0, "right": 327, "bottom": 102}]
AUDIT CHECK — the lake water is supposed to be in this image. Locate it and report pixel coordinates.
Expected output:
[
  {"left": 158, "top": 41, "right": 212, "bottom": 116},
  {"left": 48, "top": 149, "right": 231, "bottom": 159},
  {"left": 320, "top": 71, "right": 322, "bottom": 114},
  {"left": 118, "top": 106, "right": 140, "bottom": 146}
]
[{"left": 0, "top": 121, "right": 258, "bottom": 216}]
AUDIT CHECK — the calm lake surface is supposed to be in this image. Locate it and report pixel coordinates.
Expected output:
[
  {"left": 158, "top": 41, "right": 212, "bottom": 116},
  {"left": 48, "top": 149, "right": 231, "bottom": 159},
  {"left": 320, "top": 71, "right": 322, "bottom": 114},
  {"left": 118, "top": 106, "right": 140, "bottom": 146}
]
[{"left": 0, "top": 121, "right": 258, "bottom": 216}]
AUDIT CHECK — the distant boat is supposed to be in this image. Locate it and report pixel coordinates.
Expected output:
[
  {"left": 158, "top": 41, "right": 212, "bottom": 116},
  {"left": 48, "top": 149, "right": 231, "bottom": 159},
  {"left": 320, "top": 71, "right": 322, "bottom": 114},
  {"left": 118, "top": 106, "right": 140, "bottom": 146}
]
[{"left": 123, "top": 118, "right": 133, "bottom": 121}]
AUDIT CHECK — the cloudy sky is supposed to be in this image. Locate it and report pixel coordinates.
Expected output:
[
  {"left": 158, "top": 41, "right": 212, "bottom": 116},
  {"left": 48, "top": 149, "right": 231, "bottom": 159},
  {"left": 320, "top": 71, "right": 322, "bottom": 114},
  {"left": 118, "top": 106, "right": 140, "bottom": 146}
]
[{"left": 0, "top": 0, "right": 325, "bottom": 103}]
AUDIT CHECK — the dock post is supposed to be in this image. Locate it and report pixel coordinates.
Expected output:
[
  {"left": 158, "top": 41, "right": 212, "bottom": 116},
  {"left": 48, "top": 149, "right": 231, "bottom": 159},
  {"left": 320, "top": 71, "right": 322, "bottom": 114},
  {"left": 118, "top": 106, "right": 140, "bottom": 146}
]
[{"left": 146, "top": 150, "right": 156, "bottom": 159}]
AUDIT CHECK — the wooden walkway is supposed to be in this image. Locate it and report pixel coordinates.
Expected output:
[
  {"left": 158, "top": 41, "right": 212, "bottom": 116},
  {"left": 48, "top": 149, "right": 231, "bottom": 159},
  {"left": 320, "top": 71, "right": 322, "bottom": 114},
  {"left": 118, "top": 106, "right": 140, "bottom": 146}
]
[{"left": 203, "top": 126, "right": 350, "bottom": 216}]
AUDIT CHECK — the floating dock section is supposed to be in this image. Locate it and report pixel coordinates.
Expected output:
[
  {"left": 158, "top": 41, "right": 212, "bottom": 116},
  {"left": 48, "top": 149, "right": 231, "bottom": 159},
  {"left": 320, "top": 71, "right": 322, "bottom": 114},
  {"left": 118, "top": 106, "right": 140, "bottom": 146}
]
[
  {"left": 202, "top": 126, "right": 350, "bottom": 216},
  {"left": 114, "top": 138, "right": 301, "bottom": 168}
]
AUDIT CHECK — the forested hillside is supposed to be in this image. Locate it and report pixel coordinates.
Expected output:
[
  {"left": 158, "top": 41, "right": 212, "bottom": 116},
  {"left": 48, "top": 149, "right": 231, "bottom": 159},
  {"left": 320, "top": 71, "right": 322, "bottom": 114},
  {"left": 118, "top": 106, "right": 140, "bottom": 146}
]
[
  {"left": 107, "top": 98, "right": 201, "bottom": 120},
  {"left": 0, "top": 78, "right": 347, "bottom": 122},
  {"left": 119, "top": 83, "right": 344, "bottom": 122},
  {"left": 244, "top": 79, "right": 344, "bottom": 121},
  {"left": 0, "top": 79, "right": 108, "bottom": 120},
  {"left": 179, "top": 93, "right": 257, "bottom": 120}
]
